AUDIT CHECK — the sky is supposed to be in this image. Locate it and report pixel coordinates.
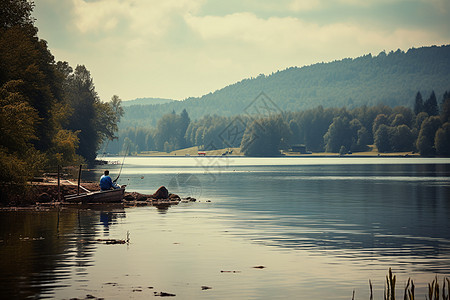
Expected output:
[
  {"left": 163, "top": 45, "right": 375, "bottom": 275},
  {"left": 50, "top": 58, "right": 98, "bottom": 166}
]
[{"left": 34, "top": 0, "right": 450, "bottom": 102}]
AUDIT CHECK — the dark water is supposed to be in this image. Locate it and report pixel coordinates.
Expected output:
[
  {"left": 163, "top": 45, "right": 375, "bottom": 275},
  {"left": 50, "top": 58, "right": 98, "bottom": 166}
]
[{"left": 1, "top": 157, "right": 449, "bottom": 299}]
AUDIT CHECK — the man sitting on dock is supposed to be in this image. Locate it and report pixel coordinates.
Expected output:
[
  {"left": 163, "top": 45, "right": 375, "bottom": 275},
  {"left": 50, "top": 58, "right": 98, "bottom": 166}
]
[{"left": 100, "top": 170, "right": 120, "bottom": 191}]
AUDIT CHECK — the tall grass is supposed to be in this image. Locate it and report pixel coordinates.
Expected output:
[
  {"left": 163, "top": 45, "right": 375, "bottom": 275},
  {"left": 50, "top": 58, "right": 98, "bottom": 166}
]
[{"left": 354, "top": 268, "right": 449, "bottom": 300}]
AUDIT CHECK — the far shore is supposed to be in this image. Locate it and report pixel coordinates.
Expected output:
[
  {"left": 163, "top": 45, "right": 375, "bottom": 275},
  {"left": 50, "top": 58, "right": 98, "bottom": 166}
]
[{"left": 127, "top": 145, "right": 421, "bottom": 158}]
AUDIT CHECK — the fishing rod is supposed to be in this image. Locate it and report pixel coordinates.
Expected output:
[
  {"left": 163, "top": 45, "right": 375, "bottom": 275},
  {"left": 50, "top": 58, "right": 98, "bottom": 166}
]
[{"left": 113, "top": 144, "right": 129, "bottom": 183}]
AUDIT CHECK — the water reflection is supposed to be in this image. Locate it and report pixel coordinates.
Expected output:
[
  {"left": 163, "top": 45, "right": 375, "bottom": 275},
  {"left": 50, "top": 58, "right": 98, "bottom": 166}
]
[
  {"left": 1, "top": 160, "right": 449, "bottom": 299},
  {"left": 0, "top": 208, "right": 126, "bottom": 299},
  {"left": 99, "top": 210, "right": 126, "bottom": 233}
]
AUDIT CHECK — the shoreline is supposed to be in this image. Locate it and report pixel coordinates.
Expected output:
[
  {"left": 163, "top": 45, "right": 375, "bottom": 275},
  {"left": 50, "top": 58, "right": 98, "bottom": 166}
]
[
  {"left": 133, "top": 154, "right": 421, "bottom": 158},
  {"left": 0, "top": 179, "right": 192, "bottom": 210}
]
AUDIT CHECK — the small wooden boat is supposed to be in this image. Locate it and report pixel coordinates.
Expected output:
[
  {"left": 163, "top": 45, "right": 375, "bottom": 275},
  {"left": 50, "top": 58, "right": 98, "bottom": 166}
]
[{"left": 64, "top": 188, "right": 125, "bottom": 203}]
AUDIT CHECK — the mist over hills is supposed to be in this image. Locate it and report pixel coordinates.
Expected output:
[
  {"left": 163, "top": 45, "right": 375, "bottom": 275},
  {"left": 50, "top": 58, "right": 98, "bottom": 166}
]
[
  {"left": 121, "top": 97, "right": 175, "bottom": 106},
  {"left": 121, "top": 45, "right": 450, "bottom": 129}
]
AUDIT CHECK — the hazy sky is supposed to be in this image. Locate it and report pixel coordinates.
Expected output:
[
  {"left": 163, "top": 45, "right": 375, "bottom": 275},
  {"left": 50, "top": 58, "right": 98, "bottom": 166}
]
[{"left": 34, "top": 0, "right": 450, "bottom": 102}]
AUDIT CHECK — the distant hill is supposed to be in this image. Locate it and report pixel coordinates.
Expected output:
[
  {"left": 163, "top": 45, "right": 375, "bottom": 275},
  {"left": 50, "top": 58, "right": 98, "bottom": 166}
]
[
  {"left": 121, "top": 97, "right": 175, "bottom": 106},
  {"left": 121, "top": 45, "right": 450, "bottom": 129}
]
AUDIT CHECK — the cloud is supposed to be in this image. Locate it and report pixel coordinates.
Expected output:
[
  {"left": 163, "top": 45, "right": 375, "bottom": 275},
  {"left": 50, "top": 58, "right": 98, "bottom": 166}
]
[
  {"left": 71, "top": 0, "right": 126, "bottom": 33},
  {"left": 35, "top": 0, "right": 450, "bottom": 101},
  {"left": 288, "top": 0, "right": 423, "bottom": 12},
  {"left": 185, "top": 12, "right": 446, "bottom": 53},
  {"left": 289, "top": 0, "right": 322, "bottom": 12},
  {"left": 421, "top": 0, "right": 450, "bottom": 13},
  {"left": 71, "top": 0, "right": 204, "bottom": 36}
]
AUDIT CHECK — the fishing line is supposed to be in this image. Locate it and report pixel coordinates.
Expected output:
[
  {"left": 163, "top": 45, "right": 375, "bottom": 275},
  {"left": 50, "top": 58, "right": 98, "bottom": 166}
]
[{"left": 114, "top": 144, "right": 129, "bottom": 183}]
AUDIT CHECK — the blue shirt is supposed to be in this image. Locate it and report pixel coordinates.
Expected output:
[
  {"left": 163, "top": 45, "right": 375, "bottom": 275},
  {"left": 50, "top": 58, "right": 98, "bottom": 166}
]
[{"left": 100, "top": 175, "right": 119, "bottom": 191}]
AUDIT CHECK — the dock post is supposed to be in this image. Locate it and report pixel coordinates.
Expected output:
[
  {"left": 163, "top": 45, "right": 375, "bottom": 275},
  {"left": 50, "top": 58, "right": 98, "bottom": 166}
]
[
  {"left": 57, "top": 165, "right": 61, "bottom": 202},
  {"left": 77, "top": 164, "right": 82, "bottom": 195}
]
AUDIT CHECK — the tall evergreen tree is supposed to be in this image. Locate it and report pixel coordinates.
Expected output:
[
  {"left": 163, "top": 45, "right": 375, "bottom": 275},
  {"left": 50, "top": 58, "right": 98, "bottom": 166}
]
[
  {"left": 179, "top": 109, "right": 190, "bottom": 148},
  {"left": 442, "top": 91, "right": 450, "bottom": 105},
  {"left": 414, "top": 91, "right": 424, "bottom": 115},
  {"left": 424, "top": 91, "right": 439, "bottom": 116}
]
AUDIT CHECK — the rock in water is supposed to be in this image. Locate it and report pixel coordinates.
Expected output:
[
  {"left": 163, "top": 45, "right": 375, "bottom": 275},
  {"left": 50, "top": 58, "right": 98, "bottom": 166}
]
[{"left": 152, "top": 186, "right": 169, "bottom": 199}]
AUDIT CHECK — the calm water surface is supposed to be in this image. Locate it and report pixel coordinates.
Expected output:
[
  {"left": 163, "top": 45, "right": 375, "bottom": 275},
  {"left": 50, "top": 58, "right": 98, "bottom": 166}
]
[{"left": 1, "top": 157, "right": 449, "bottom": 299}]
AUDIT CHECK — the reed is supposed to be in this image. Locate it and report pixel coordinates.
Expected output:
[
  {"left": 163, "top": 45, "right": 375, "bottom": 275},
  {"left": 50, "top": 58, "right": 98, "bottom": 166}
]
[
  {"left": 370, "top": 279, "right": 373, "bottom": 300},
  {"left": 352, "top": 269, "right": 449, "bottom": 300},
  {"left": 426, "top": 276, "right": 450, "bottom": 300},
  {"left": 404, "top": 277, "right": 415, "bottom": 300},
  {"left": 385, "top": 268, "right": 396, "bottom": 300}
]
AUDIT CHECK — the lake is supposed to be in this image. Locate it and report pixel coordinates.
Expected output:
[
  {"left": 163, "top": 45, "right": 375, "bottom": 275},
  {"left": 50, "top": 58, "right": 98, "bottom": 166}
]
[{"left": 1, "top": 157, "right": 449, "bottom": 299}]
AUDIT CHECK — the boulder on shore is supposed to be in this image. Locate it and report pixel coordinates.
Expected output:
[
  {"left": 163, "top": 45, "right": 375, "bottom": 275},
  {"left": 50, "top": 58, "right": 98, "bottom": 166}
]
[{"left": 122, "top": 186, "right": 180, "bottom": 202}]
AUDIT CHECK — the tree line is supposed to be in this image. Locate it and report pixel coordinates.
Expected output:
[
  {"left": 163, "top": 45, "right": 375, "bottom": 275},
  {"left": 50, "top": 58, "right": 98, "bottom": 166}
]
[
  {"left": 105, "top": 90, "right": 450, "bottom": 157},
  {"left": 0, "top": 0, "right": 123, "bottom": 200}
]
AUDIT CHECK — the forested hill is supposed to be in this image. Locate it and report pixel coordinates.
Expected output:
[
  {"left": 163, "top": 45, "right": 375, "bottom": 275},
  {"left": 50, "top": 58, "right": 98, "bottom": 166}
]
[{"left": 122, "top": 45, "right": 450, "bottom": 128}]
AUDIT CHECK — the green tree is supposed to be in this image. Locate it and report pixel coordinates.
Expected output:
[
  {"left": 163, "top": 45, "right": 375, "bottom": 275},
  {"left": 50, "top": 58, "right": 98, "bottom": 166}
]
[
  {"left": 299, "top": 106, "right": 335, "bottom": 152},
  {"left": 440, "top": 93, "right": 450, "bottom": 123},
  {"left": 374, "top": 124, "right": 391, "bottom": 153},
  {"left": 241, "top": 116, "right": 291, "bottom": 156},
  {"left": 0, "top": 80, "right": 38, "bottom": 153},
  {"left": 435, "top": 122, "right": 450, "bottom": 156},
  {"left": 416, "top": 116, "right": 441, "bottom": 156},
  {"left": 392, "top": 106, "right": 414, "bottom": 128},
  {"left": 356, "top": 126, "right": 370, "bottom": 151},
  {"left": 0, "top": 24, "right": 64, "bottom": 152},
  {"left": 391, "top": 125, "right": 414, "bottom": 152},
  {"left": 0, "top": 80, "right": 44, "bottom": 193},
  {"left": 414, "top": 111, "right": 429, "bottom": 131},
  {"left": 48, "top": 129, "right": 81, "bottom": 166},
  {"left": 349, "top": 118, "right": 368, "bottom": 151},
  {"left": 0, "top": 0, "right": 34, "bottom": 29},
  {"left": 96, "top": 95, "right": 124, "bottom": 142},
  {"left": 110, "top": 95, "right": 125, "bottom": 126},
  {"left": 154, "top": 113, "right": 183, "bottom": 151},
  {"left": 391, "top": 114, "right": 406, "bottom": 127},
  {"left": 64, "top": 65, "right": 99, "bottom": 163},
  {"left": 372, "top": 114, "right": 389, "bottom": 137},
  {"left": 62, "top": 65, "right": 123, "bottom": 164},
  {"left": 323, "top": 116, "right": 352, "bottom": 153}
]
